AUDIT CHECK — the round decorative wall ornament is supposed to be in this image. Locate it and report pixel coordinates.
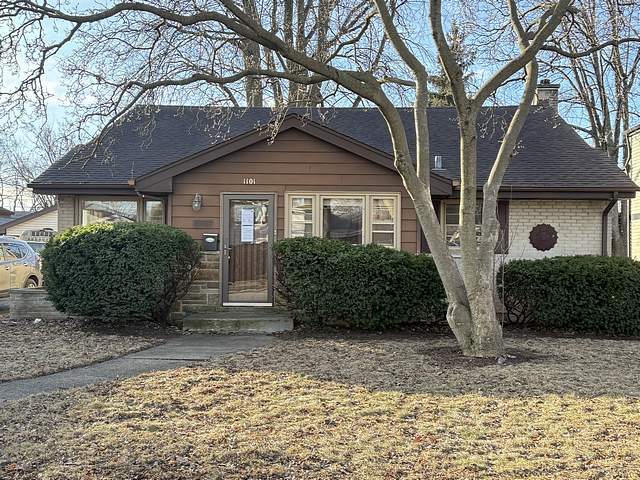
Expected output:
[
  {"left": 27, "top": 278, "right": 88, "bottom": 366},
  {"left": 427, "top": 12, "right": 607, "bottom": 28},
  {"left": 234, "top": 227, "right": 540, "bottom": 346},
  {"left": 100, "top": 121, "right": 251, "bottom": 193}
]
[{"left": 529, "top": 224, "right": 558, "bottom": 251}]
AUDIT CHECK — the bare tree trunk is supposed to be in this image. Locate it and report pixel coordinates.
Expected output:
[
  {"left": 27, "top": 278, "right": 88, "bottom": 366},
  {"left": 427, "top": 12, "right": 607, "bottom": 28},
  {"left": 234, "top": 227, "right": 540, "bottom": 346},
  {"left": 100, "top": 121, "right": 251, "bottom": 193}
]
[
  {"left": 451, "top": 113, "right": 504, "bottom": 356},
  {"left": 266, "top": 3, "right": 285, "bottom": 107},
  {"left": 379, "top": 95, "right": 504, "bottom": 357},
  {"left": 241, "top": 0, "right": 264, "bottom": 106},
  {"left": 287, "top": 0, "right": 308, "bottom": 105},
  {"left": 442, "top": 272, "right": 503, "bottom": 357},
  {"left": 455, "top": 107, "right": 504, "bottom": 355},
  {"left": 306, "top": 0, "right": 330, "bottom": 106},
  {"left": 468, "top": 252, "right": 504, "bottom": 355},
  {"left": 265, "top": 49, "right": 285, "bottom": 107},
  {"left": 241, "top": 47, "right": 263, "bottom": 106}
]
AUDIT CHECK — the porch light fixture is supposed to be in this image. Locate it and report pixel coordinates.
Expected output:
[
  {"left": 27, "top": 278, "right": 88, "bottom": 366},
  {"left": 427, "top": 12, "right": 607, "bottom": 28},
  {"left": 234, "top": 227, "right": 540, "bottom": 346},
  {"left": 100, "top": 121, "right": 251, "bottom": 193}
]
[{"left": 192, "top": 193, "right": 203, "bottom": 211}]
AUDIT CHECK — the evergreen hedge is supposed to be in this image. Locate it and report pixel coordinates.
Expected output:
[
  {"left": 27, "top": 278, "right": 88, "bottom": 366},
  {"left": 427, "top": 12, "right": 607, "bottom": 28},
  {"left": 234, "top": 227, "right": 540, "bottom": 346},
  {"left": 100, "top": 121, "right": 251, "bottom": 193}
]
[
  {"left": 42, "top": 223, "right": 201, "bottom": 324},
  {"left": 273, "top": 237, "right": 447, "bottom": 329},
  {"left": 499, "top": 255, "right": 640, "bottom": 335}
]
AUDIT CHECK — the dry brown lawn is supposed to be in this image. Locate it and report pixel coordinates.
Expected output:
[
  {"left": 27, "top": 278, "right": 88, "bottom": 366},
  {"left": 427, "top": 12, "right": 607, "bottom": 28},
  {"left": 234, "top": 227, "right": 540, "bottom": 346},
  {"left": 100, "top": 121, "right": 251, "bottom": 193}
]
[
  {"left": 1, "top": 331, "right": 640, "bottom": 479},
  {"left": 0, "top": 316, "right": 167, "bottom": 382}
]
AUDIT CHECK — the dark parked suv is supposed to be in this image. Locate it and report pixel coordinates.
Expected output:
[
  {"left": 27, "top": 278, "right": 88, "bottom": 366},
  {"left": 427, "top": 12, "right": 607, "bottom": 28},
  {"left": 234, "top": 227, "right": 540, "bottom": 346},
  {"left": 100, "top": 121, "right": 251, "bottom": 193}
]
[{"left": 0, "top": 236, "right": 42, "bottom": 296}]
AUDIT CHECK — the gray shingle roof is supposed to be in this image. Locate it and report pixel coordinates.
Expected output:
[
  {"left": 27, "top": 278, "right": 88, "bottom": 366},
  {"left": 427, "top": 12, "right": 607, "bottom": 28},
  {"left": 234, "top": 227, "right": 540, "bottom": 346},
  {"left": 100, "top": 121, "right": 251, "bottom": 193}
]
[{"left": 31, "top": 106, "right": 638, "bottom": 192}]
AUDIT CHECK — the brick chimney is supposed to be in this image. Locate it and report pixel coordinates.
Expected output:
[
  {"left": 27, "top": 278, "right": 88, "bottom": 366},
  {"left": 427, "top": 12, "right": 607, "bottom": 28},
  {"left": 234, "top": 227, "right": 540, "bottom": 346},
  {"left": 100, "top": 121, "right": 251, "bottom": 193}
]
[{"left": 534, "top": 79, "right": 560, "bottom": 111}]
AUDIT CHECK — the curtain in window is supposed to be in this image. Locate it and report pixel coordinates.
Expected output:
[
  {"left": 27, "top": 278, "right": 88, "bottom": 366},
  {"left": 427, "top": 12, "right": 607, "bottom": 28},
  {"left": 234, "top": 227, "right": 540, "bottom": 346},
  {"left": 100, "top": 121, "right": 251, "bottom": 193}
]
[{"left": 322, "top": 198, "right": 363, "bottom": 244}]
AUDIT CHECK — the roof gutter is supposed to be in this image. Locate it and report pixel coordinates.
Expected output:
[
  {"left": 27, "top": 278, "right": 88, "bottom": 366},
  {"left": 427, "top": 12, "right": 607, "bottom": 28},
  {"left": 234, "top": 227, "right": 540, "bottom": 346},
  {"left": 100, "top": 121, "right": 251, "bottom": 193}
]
[{"left": 602, "top": 192, "right": 619, "bottom": 256}]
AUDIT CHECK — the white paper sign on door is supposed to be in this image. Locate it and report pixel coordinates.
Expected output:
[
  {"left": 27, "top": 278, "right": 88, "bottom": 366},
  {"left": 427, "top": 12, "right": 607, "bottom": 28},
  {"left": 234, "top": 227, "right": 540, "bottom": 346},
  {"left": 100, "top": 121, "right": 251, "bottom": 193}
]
[{"left": 240, "top": 208, "right": 254, "bottom": 242}]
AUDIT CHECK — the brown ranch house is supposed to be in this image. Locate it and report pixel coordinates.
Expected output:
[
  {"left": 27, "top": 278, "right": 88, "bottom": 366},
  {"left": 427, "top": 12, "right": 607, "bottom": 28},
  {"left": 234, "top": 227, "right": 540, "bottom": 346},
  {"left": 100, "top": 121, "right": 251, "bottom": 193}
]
[{"left": 30, "top": 85, "right": 638, "bottom": 327}]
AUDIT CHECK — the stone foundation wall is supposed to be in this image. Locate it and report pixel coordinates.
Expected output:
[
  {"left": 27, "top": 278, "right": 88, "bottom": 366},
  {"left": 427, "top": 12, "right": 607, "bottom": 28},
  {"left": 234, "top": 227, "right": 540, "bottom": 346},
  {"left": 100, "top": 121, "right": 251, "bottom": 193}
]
[
  {"left": 10, "top": 288, "right": 70, "bottom": 320},
  {"left": 171, "top": 251, "right": 221, "bottom": 324}
]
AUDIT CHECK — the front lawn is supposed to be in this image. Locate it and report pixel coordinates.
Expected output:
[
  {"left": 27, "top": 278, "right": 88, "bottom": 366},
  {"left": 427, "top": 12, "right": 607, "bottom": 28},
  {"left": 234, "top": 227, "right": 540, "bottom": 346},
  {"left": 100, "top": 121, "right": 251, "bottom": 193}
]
[
  {"left": 0, "top": 316, "right": 168, "bottom": 382},
  {"left": 1, "top": 331, "right": 639, "bottom": 479}
]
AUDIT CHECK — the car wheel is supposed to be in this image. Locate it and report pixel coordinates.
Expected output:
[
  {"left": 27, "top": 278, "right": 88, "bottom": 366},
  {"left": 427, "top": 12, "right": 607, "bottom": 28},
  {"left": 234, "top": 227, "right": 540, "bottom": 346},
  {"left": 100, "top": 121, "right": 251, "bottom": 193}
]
[{"left": 24, "top": 277, "right": 38, "bottom": 288}]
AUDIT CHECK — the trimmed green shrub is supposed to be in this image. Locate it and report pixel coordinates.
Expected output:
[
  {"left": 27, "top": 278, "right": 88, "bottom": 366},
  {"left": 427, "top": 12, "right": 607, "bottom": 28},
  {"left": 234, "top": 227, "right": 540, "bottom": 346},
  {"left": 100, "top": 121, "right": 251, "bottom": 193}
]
[
  {"left": 42, "top": 223, "right": 201, "bottom": 324},
  {"left": 273, "top": 237, "right": 446, "bottom": 329},
  {"left": 498, "top": 255, "right": 640, "bottom": 335}
]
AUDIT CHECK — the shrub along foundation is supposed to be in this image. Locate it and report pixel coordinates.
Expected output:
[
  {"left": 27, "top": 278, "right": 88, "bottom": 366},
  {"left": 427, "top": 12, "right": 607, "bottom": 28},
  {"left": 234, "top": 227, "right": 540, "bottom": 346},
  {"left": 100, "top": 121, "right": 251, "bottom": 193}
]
[
  {"left": 274, "top": 237, "right": 447, "bottom": 330},
  {"left": 499, "top": 255, "right": 640, "bottom": 335}
]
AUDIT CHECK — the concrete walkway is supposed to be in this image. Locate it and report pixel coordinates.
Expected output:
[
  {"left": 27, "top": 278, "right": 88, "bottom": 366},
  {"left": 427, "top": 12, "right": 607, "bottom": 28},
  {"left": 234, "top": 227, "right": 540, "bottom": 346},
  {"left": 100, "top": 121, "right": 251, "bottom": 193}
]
[{"left": 0, "top": 334, "right": 275, "bottom": 405}]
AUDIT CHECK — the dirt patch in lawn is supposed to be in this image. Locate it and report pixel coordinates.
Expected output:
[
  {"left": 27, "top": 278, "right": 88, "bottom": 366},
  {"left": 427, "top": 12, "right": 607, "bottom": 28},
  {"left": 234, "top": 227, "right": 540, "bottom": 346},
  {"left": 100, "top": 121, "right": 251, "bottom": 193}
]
[
  {"left": 1, "top": 331, "right": 640, "bottom": 479},
  {"left": 0, "top": 315, "right": 170, "bottom": 382}
]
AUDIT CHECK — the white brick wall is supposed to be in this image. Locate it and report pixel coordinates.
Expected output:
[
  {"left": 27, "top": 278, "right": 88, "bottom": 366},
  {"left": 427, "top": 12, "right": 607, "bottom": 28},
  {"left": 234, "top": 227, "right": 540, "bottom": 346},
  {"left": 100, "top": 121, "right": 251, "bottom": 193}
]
[
  {"left": 503, "top": 199, "right": 608, "bottom": 261},
  {"left": 628, "top": 132, "right": 640, "bottom": 260}
]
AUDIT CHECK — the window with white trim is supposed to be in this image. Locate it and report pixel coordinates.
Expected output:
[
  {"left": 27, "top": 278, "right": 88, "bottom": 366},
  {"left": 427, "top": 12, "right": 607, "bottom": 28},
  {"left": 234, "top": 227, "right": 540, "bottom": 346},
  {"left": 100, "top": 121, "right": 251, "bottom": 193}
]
[
  {"left": 322, "top": 197, "right": 364, "bottom": 244},
  {"left": 286, "top": 193, "right": 400, "bottom": 248},
  {"left": 371, "top": 197, "right": 397, "bottom": 247},
  {"left": 443, "top": 201, "right": 483, "bottom": 248},
  {"left": 289, "top": 196, "right": 314, "bottom": 238}
]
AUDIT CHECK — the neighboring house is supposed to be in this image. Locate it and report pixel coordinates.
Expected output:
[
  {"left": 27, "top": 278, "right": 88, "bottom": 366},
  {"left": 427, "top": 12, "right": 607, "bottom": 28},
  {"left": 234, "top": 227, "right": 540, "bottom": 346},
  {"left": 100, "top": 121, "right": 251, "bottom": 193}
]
[
  {"left": 0, "top": 206, "right": 58, "bottom": 238},
  {"left": 29, "top": 82, "right": 637, "bottom": 310},
  {"left": 627, "top": 127, "right": 640, "bottom": 259},
  {"left": 0, "top": 210, "right": 28, "bottom": 230}
]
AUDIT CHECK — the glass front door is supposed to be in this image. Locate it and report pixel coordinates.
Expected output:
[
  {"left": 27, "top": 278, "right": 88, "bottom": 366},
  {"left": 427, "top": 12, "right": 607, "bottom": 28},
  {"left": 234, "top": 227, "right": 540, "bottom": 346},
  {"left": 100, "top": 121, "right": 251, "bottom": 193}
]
[{"left": 222, "top": 195, "right": 274, "bottom": 305}]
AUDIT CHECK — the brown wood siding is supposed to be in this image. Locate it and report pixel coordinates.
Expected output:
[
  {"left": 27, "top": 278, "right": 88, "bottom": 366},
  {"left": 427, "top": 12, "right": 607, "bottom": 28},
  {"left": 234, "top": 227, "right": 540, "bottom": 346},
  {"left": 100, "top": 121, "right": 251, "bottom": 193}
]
[{"left": 171, "top": 129, "right": 418, "bottom": 252}]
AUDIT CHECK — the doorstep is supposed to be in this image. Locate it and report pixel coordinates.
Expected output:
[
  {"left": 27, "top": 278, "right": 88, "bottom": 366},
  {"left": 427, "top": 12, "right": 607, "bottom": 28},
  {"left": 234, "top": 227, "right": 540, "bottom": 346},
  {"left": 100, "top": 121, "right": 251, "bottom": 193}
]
[{"left": 182, "top": 306, "right": 293, "bottom": 333}]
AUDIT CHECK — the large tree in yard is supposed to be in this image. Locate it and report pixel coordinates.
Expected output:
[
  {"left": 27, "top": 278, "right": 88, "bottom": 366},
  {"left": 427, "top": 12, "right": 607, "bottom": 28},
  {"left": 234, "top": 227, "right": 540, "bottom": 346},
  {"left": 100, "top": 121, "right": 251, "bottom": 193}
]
[{"left": 2, "top": 0, "right": 633, "bottom": 356}]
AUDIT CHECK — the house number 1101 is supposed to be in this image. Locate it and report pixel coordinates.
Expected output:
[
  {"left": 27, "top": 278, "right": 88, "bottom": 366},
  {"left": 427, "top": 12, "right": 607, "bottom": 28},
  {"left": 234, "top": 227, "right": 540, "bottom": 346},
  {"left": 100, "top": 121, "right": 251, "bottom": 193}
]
[{"left": 242, "top": 177, "right": 256, "bottom": 185}]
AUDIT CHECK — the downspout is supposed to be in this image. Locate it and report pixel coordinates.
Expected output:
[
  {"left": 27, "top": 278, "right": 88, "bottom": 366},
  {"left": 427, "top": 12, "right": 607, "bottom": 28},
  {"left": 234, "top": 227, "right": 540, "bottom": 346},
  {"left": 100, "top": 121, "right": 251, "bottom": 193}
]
[{"left": 602, "top": 192, "right": 619, "bottom": 256}]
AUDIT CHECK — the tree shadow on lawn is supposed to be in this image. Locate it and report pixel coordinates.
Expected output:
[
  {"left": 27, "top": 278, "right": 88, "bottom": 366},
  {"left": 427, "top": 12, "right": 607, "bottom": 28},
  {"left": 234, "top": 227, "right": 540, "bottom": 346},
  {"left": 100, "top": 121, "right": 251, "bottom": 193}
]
[
  {"left": 2, "top": 328, "right": 640, "bottom": 479},
  {"left": 4, "top": 343, "right": 639, "bottom": 480},
  {"left": 212, "top": 328, "right": 640, "bottom": 398}
]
